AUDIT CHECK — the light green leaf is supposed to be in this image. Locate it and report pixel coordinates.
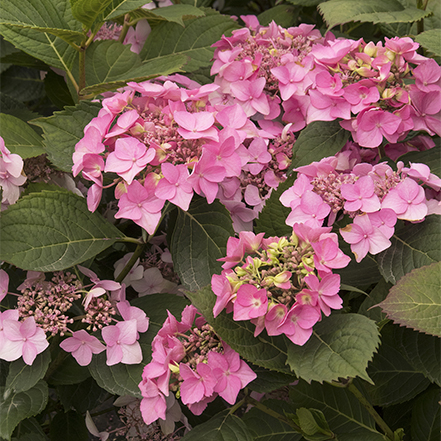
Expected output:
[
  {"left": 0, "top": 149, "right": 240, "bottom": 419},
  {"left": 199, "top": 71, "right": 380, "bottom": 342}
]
[
  {"left": 0, "top": 1, "right": 79, "bottom": 71},
  {"left": 0, "top": 114, "right": 45, "bottom": 158},
  {"left": 0, "top": 0, "right": 84, "bottom": 45},
  {"left": 364, "top": 323, "right": 431, "bottom": 406},
  {"left": 0, "top": 190, "right": 125, "bottom": 272},
  {"left": 181, "top": 410, "right": 254, "bottom": 441},
  {"left": 411, "top": 387, "right": 441, "bottom": 441},
  {"left": 102, "top": 0, "right": 153, "bottom": 21},
  {"left": 70, "top": 0, "right": 114, "bottom": 29},
  {"left": 376, "top": 215, "right": 441, "bottom": 284},
  {"left": 30, "top": 101, "right": 101, "bottom": 172},
  {"left": 289, "top": 381, "right": 378, "bottom": 435},
  {"left": 49, "top": 410, "right": 88, "bottom": 441},
  {"left": 255, "top": 174, "right": 295, "bottom": 238},
  {"left": 80, "top": 51, "right": 187, "bottom": 95},
  {"left": 289, "top": 120, "right": 350, "bottom": 171},
  {"left": 171, "top": 198, "right": 234, "bottom": 291},
  {"left": 131, "top": 4, "right": 205, "bottom": 26},
  {"left": 287, "top": 314, "right": 380, "bottom": 384},
  {"left": 393, "top": 325, "right": 441, "bottom": 386},
  {"left": 377, "top": 261, "right": 441, "bottom": 337},
  {"left": 319, "top": 0, "right": 432, "bottom": 30},
  {"left": 5, "top": 350, "right": 51, "bottom": 394},
  {"left": 0, "top": 381, "right": 48, "bottom": 441},
  {"left": 187, "top": 286, "right": 291, "bottom": 373},
  {"left": 415, "top": 29, "right": 441, "bottom": 57},
  {"left": 286, "top": 0, "right": 323, "bottom": 5},
  {"left": 140, "top": 12, "right": 240, "bottom": 73}
]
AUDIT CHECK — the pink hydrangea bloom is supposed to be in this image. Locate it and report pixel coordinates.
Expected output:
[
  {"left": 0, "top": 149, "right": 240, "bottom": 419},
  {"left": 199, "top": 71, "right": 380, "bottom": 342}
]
[{"left": 59, "top": 329, "right": 105, "bottom": 366}]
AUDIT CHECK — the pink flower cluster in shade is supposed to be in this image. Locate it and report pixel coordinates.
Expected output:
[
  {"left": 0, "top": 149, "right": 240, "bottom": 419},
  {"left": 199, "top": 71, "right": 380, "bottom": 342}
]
[
  {"left": 73, "top": 77, "right": 293, "bottom": 233},
  {"left": 0, "top": 136, "right": 27, "bottom": 208},
  {"left": 281, "top": 153, "right": 441, "bottom": 262},
  {"left": 211, "top": 19, "right": 441, "bottom": 148},
  {"left": 211, "top": 228, "right": 350, "bottom": 346},
  {"left": 138, "top": 305, "right": 256, "bottom": 425}
]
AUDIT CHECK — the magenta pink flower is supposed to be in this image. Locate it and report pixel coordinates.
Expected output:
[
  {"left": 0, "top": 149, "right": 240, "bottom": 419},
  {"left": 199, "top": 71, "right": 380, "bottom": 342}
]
[
  {"left": 139, "top": 378, "right": 167, "bottom": 425},
  {"left": 341, "top": 175, "right": 381, "bottom": 213},
  {"left": 230, "top": 78, "right": 270, "bottom": 116},
  {"left": 117, "top": 300, "right": 149, "bottom": 335},
  {"left": 174, "top": 111, "right": 218, "bottom": 141},
  {"left": 264, "top": 303, "right": 288, "bottom": 336},
  {"left": 367, "top": 208, "right": 397, "bottom": 239},
  {"left": 102, "top": 319, "right": 142, "bottom": 366},
  {"left": 381, "top": 177, "right": 428, "bottom": 221},
  {"left": 208, "top": 345, "right": 256, "bottom": 404},
  {"left": 59, "top": 329, "right": 105, "bottom": 366},
  {"left": 286, "top": 190, "right": 330, "bottom": 228},
  {"left": 340, "top": 215, "right": 391, "bottom": 262},
  {"left": 233, "top": 284, "right": 268, "bottom": 321},
  {"left": 179, "top": 362, "right": 216, "bottom": 405},
  {"left": 1, "top": 317, "right": 49, "bottom": 365},
  {"left": 303, "top": 273, "right": 342, "bottom": 316}
]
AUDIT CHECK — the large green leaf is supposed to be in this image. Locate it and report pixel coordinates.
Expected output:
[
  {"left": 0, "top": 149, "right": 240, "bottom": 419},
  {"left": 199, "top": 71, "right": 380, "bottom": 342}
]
[
  {"left": 5, "top": 350, "right": 51, "bottom": 394},
  {"left": 1, "top": 66, "right": 45, "bottom": 103},
  {"left": 0, "top": 0, "right": 84, "bottom": 45},
  {"left": 364, "top": 323, "right": 431, "bottom": 406},
  {"left": 171, "top": 198, "right": 234, "bottom": 291},
  {"left": 0, "top": 381, "right": 48, "bottom": 441},
  {"left": 257, "top": 4, "right": 299, "bottom": 27},
  {"left": 46, "top": 353, "right": 90, "bottom": 386},
  {"left": 30, "top": 101, "right": 100, "bottom": 172},
  {"left": 411, "top": 387, "right": 441, "bottom": 441},
  {"left": 398, "top": 142, "right": 441, "bottom": 179},
  {"left": 377, "top": 262, "right": 441, "bottom": 337},
  {"left": 187, "top": 286, "right": 290, "bottom": 373},
  {"left": 140, "top": 11, "right": 240, "bottom": 73},
  {"left": 0, "top": 190, "right": 125, "bottom": 272},
  {"left": 376, "top": 215, "right": 441, "bottom": 284},
  {"left": 393, "top": 325, "right": 440, "bottom": 386},
  {"left": 70, "top": 0, "right": 114, "bottom": 29},
  {"left": 357, "top": 278, "right": 391, "bottom": 323},
  {"left": 416, "top": 29, "right": 441, "bottom": 57},
  {"left": 289, "top": 381, "right": 378, "bottom": 436},
  {"left": 101, "top": 0, "right": 152, "bottom": 20},
  {"left": 248, "top": 365, "right": 297, "bottom": 394},
  {"left": 0, "top": 114, "right": 45, "bottom": 159},
  {"left": 11, "top": 417, "right": 49, "bottom": 441},
  {"left": 49, "top": 410, "right": 88, "bottom": 441},
  {"left": 289, "top": 120, "right": 350, "bottom": 172},
  {"left": 287, "top": 314, "right": 380, "bottom": 384},
  {"left": 181, "top": 410, "right": 254, "bottom": 441},
  {"left": 131, "top": 4, "right": 205, "bottom": 26},
  {"left": 319, "top": 0, "right": 432, "bottom": 29},
  {"left": 0, "top": 1, "right": 79, "bottom": 71}
]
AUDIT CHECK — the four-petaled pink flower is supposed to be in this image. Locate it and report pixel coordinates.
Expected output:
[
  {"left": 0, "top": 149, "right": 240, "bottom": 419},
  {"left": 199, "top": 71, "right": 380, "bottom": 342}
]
[
  {"left": 60, "top": 329, "right": 105, "bottom": 366},
  {"left": 233, "top": 284, "right": 268, "bottom": 321}
]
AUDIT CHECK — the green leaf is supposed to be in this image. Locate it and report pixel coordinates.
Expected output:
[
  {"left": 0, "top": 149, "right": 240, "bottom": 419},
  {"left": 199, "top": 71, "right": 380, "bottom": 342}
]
[
  {"left": 181, "top": 410, "right": 254, "bottom": 441},
  {"left": 49, "top": 410, "right": 88, "bottom": 441},
  {"left": 171, "top": 198, "right": 234, "bottom": 291},
  {"left": 57, "top": 377, "right": 106, "bottom": 413},
  {"left": 289, "top": 120, "right": 350, "bottom": 171},
  {"left": 131, "top": 4, "right": 206, "bottom": 26},
  {"left": 0, "top": 0, "right": 84, "bottom": 45},
  {"left": 393, "top": 325, "right": 441, "bottom": 386},
  {"left": 30, "top": 101, "right": 100, "bottom": 172},
  {"left": 287, "top": 314, "right": 380, "bottom": 384},
  {"left": 257, "top": 4, "right": 299, "bottom": 27},
  {"left": 0, "top": 114, "right": 44, "bottom": 159},
  {"left": 248, "top": 365, "right": 297, "bottom": 394},
  {"left": 255, "top": 174, "right": 295, "bottom": 238},
  {"left": 411, "top": 387, "right": 441, "bottom": 441},
  {"left": 11, "top": 417, "right": 48, "bottom": 441},
  {"left": 364, "top": 323, "right": 431, "bottom": 406},
  {"left": 46, "top": 353, "right": 91, "bottom": 386},
  {"left": 0, "top": 380, "right": 48, "bottom": 441},
  {"left": 44, "top": 70, "right": 75, "bottom": 109},
  {"left": 187, "top": 286, "right": 290, "bottom": 372},
  {"left": 0, "top": 92, "right": 41, "bottom": 124},
  {"left": 5, "top": 350, "right": 51, "bottom": 394},
  {"left": 1, "top": 66, "right": 45, "bottom": 103},
  {"left": 319, "top": 0, "right": 432, "bottom": 30},
  {"left": 398, "top": 142, "right": 441, "bottom": 178},
  {"left": 358, "top": 278, "right": 391, "bottom": 323},
  {"left": 102, "top": 0, "right": 153, "bottom": 20},
  {"left": 70, "top": 0, "right": 113, "bottom": 29},
  {"left": 286, "top": 0, "right": 323, "bottom": 6},
  {"left": 242, "top": 403, "right": 302, "bottom": 441},
  {"left": 417, "top": 29, "right": 441, "bottom": 56},
  {"left": 293, "top": 408, "right": 335, "bottom": 440},
  {"left": 289, "top": 380, "right": 378, "bottom": 436},
  {"left": 140, "top": 12, "right": 240, "bottom": 73},
  {"left": 376, "top": 215, "right": 441, "bottom": 284},
  {"left": 0, "top": 190, "right": 125, "bottom": 272},
  {"left": 377, "top": 261, "right": 441, "bottom": 337}
]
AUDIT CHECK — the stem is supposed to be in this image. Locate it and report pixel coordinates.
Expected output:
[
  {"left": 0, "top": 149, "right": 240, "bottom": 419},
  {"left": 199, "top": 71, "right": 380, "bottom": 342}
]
[
  {"left": 78, "top": 45, "right": 86, "bottom": 98},
  {"left": 115, "top": 243, "right": 146, "bottom": 283},
  {"left": 245, "top": 396, "right": 301, "bottom": 431},
  {"left": 118, "top": 14, "right": 131, "bottom": 43},
  {"left": 347, "top": 382, "right": 395, "bottom": 440}
]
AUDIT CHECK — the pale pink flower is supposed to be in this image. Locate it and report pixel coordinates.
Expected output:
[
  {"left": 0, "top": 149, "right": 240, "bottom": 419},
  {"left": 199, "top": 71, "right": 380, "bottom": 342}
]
[
  {"left": 139, "top": 378, "right": 167, "bottom": 425},
  {"left": 60, "top": 329, "right": 105, "bottom": 366},
  {"left": 179, "top": 362, "right": 216, "bottom": 405},
  {"left": 174, "top": 111, "right": 218, "bottom": 141},
  {"left": 341, "top": 175, "right": 381, "bottom": 213},
  {"left": 0, "top": 269, "right": 8, "bottom": 302},
  {"left": 117, "top": 300, "right": 149, "bottom": 335},
  {"left": 233, "top": 284, "right": 268, "bottom": 321},
  {"left": 131, "top": 267, "right": 177, "bottom": 296},
  {"left": 85, "top": 411, "right": 109, "bottom": 441},
  {"left": 303, "top": 273, "right": 342, "bottom": 316}
]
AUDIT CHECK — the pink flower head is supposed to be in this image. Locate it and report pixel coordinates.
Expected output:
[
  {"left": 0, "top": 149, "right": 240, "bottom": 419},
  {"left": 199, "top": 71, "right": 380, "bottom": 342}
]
[
  {"left": 102, "top": 319, "right": 142, "bottom": 366},
  {"left": 139, "top": 378, "right": 167, "bottom": 425},
  {"left": 59, "top": 329, "right": 105, "bottom": 366},
  {"left": 233, "top": 284, "right": 268, "bottom": 321},
  {"left": 1, "top": 317, "right": 49, "bottom": 365},
  {"left": 117, "top": 300, "right": 150, "bottom": 335},
  {"left": 341, "top": 175, "right": 381, "bottom": 213},
  {"left": 303, "top": 273, "right": 342, "bottom": 316},
  {"left": 230, "top": 78, "right": 270, "bottom": 116},
  {"left": 179, "top": 362, "right": 217, "bottom": 405},
  {"left": 174, "top": 111, "right": 218, "bottom": 141},
  {"left": 340, "top": 215, "right": 391, "bottom": 262}
]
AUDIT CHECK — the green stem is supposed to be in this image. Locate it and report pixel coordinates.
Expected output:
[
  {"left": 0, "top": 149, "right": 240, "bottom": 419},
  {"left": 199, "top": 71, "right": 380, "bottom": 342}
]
[
  {"left": 118, "top": 14, "right": 132, "bottom": 44},
  {"left": 78, "top": 45, "right": 86, "bottom": 99},
  {"left": 347, "top": 382, "right": 395, "bottom": 440},
  {"left": 245, "top": 396, "right": 301, "bottom": 431},
  {"left": 115, "top": 242, "right": 146, "bottom": 283}
]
